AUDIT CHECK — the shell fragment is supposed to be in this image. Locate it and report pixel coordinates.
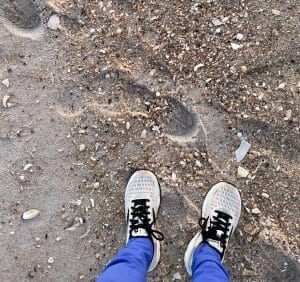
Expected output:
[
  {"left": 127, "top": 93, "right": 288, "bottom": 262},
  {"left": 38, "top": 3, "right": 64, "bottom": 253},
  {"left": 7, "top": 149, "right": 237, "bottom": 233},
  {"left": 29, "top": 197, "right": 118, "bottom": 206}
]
[{"left": 22, "top": 209, "right": 40, "bottom": 220}]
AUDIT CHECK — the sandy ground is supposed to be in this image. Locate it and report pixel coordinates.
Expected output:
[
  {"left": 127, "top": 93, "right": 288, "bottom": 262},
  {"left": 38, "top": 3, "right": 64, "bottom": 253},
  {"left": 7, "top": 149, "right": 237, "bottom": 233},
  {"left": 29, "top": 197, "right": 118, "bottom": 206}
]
[{"left": 0, "top": 0, "right": 299, "bottom": 281}]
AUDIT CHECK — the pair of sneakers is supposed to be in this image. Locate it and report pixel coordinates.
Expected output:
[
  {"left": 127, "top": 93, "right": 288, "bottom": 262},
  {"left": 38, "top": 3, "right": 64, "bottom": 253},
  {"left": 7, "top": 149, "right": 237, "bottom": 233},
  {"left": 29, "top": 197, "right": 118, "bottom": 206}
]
[{"left": 125, "top": 170, "right": 241, "bottom": 274}]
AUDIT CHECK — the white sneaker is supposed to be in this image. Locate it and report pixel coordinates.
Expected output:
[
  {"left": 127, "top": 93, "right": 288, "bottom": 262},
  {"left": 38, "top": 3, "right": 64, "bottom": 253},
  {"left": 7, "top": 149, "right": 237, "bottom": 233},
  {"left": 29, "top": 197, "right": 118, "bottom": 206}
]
[
  {"left": 125, "top": 170, "right": 164, "bottom": 272},
  {"left": 184, "top": 182, "right": 241, "bottom": 275}
]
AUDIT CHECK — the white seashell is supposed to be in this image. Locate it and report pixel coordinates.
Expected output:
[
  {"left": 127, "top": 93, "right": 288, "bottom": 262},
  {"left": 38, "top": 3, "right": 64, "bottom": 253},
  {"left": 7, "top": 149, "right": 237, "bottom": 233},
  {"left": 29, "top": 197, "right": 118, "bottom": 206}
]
[
  {"left": 24, "top": 164, "right": 33, "bottom": 171},
  {"left": 235, "top": 140, "right": 251, "bottom": 162},
  {"left": 237, "top": 166, "right": 249, "bottom": 178},
  {"left": 47, "top": 15, "right": 60, "bottom": 30},
  {"left": 22, "top": 209, "right": 40, "bottom": 220},
  {"left": 3, "top": 95, "right": 11, "bottom": 108},
  {"left": 251, "top": 207, "right": 261, "bottom": 214},
  {"left": 2, "top": 78, "right": 10, "bottom": 88}
]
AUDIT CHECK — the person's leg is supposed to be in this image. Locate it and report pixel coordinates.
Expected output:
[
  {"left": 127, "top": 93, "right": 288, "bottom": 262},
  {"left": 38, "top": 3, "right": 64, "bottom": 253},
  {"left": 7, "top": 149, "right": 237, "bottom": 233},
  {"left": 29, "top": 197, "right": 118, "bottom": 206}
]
[
  {"left": 184, "top": 182, "right": 242, "bottom": 281},
  {"left": 96, "top": 170, "right": 164, "bottom": 282},
  {"left": 191, "top": 243, "right": 229, "bottom": 282},
  {"left": 96, "top": 238, "right": 153, "bottom": 282}
]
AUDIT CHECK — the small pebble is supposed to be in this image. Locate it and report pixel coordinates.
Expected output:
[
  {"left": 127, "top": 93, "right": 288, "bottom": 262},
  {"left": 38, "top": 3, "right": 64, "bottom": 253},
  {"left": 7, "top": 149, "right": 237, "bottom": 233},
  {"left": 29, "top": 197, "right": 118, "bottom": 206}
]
[
  {"left": 172, "top": 272, "right": 182, "bottom": 280},
  {"left": 252, "top": 207, "right": 261, "bottom": 214},
  {"left": 2, "top": 95, "right": 11, "bottom": 107},
  {"left": 244, "top": 224, "right": 260, "bottom": 236},
  {"left": 272, "top": 9, "right": 281, "bottom": 16},
  {"left": 90, "top": 198, "right": 95, "bottom": 208},
  {"left": 237, "top": 166, "right": 249, "bottom": 178},
  {"left": 261, "top": 192, "right": 269, "bottom": 198},
  {"left": 212, "top": 18, "right": 222, "bottom": 26},
  {"left": 149, "top": 69, "right": 155, "bottom": 76},
  {"left": 79, "top": 144, "right": 86, "bottom": 151},
  {"left": 20, "top": 175, "right": 25, "bottom": 181},
  {"left": 1, "top": 78, "right": 10, "bottom": 88},
  {"left": 236, "top": 33, "right": 244, "bottom": 40},
  {"left": 48, "top": 257, "right": 54, "bottom": 264},
  {"left": 22, "top": 209, "right": 40, "bottom": 220},
  {"left": 278, "top": 82, "right": 286, "bottom": 89},
  {"left": 24, "top": 164, "right": 33, "bottom": 171},
  {"left": 241, "top": 65, "right": 248, "bottom": 73},
  {"left": 171, "top": 172, "right": 177, "bottom": 181},
  {"left": 47, "top": 15, "right": 60, "bottom": 30},
  {"left": 235, "top": 140, "right": 251, "bottom": 162},
  {"left": 95, "top": 253, "right": 101, "bottom": 259},
  {"left": 283, "top": 110, "right": 292, "bottom": 121},
  {"left": 126, "top": 122, "right": 131, "bottom": 130},
  {"left": 141, "top": 129, "right": 147, "bottom": 139},
  {"left": 231, "top": 43, "right": 240, "bottom": 50},
  {"left": 194, "top": 63, "right": 205, "bottom": 72},
  {"left": 93, "top": 182, "right": 100, "bottom": 189}
]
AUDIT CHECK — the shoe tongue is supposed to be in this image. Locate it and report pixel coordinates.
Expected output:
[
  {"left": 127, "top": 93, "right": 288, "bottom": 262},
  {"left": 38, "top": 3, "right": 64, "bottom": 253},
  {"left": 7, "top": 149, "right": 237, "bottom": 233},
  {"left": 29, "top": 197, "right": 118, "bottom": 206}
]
[
  {"left": 131, "top": 228, "right": 148, "bottom": 237},
  {"left": 206, "top": 239, "right": 222, "bottom": 253}
]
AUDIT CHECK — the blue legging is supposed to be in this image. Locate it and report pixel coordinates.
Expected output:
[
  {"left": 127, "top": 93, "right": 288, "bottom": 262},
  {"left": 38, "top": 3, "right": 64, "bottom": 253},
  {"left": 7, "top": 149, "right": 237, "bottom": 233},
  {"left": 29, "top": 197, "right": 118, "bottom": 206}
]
[{"left": 96, "top": 238, "right": 229, "bottom": 281}]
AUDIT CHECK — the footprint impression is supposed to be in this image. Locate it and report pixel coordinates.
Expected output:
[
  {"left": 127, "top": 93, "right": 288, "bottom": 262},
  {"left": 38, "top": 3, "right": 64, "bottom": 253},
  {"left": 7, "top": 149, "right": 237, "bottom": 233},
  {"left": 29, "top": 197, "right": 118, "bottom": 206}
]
[
  {"left": 0, "top": 0, "right": 43, "bottom": 39},
  {"left": 56, "top": 69, "right": 233, "bottom": 171}
]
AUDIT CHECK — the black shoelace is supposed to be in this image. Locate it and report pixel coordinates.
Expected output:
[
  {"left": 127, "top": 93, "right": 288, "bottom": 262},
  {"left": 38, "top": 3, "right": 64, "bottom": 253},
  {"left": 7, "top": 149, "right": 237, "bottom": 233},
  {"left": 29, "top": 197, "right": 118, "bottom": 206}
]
[
  {"left": 129, "top": 199, "right": 164, "bottom": 241},
  {"left": 199, "top": 210, "right": 232, "bottom": 257}
]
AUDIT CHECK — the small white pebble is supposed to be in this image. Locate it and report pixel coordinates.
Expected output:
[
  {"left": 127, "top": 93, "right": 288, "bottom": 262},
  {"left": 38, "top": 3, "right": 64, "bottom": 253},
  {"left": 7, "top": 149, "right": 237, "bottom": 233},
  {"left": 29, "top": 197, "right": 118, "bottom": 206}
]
[
  {"left": 3, "top": 95, "right": 11, "bottom": 108},
  {"left": 236, "top": 33, "right": 244, "bottom": 40},
  {"left": 141, "top": 129, "right": 147, "bottom": 139},
  {"left": 272, "top": 9, "right": 281, "bottom": 16},
  {"left": 283, "top": 110, "right": 292, "bottom": 121},
  {"left": 278, "top": 82, "right": 286, "bottom": 89},
  {"left": 194, "top": 63, "right": 205, "bottom": 72},
  {"left": 212, "top": 18, "right": 222, "bottom": 26},
  {"left": 261, "top": 192, "right": 269, "bottom": 198},
  {"left": 93, "top": 182, "right": 100, "bottom": 189},
  {"left": 48, "top": 257, "right": 54, "bottom": 264},
  {"left": 24, "top": 164, "right": 33, "bottom": 171},
  {"left": 252, "top": 208, "right": 261, "bottom": 214},
  {"left": 47, "top": 15, "right": 60, "bottom": 30},
  {"left": 241, "top": 65, "right": 248, "bottom": 73},
  {"left": 1, "top": 78, "right": 10, "bottom": 88},
  {"left": 171, "top": 172, "right": 177, "bottom": 181},
  {"left": 22, "top": 209, "right": 40, "bottom": 220},
  {"left": 237, "top": 166, "right": 249, "bottom": 178},
  {"left": 231, "top": 42, "right": 240, "bottom": 50},
  {"left": 79, "top": 144, "right": 86, "bottom": 151},
  {"left": 90, "top": 198, "right": 95, "bottom": 208}
]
